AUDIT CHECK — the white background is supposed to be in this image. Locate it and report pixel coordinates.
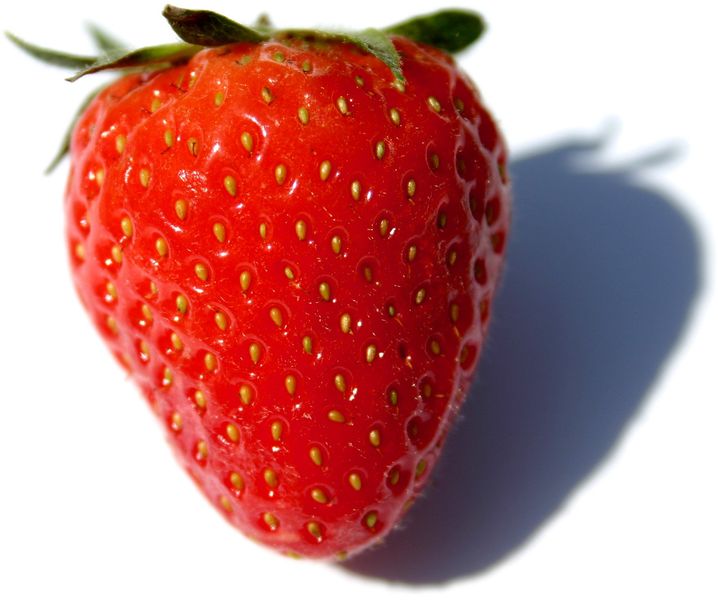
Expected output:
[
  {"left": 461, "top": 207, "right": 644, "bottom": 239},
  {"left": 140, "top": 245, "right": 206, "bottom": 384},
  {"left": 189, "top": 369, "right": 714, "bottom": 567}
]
[{"left": 1, "top": 1, "right": 716, "bottom": 598}]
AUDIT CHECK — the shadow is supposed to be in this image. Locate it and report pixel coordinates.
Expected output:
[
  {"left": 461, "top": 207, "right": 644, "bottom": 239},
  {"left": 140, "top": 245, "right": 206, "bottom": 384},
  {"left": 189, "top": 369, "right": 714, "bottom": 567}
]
[{"left": 343, "top": 137, "right": 702, "bottom": 584}]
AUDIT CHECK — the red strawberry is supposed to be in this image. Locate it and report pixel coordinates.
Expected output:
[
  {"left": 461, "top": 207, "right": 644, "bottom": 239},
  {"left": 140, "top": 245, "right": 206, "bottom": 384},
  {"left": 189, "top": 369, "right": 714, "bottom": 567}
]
[{"left": 10, "top": 6, "right": 510, "bottom": 559}]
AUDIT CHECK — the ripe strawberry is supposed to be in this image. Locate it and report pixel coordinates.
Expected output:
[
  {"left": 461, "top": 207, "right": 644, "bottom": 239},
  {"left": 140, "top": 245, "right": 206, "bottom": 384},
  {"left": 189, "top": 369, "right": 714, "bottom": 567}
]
[{"left": 10, "top": 6, "right": 510, "bottom": 559}]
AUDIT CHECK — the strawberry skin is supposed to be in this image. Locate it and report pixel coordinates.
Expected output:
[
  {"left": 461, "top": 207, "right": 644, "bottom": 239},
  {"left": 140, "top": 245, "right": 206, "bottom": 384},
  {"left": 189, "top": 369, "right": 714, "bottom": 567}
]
[{"left": 66, "top": 36, "right": 510, "bottom": 558}]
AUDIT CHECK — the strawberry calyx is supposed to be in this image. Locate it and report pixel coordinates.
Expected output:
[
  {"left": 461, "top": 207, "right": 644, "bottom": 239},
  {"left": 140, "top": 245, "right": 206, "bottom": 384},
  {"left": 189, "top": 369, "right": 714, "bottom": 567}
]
[{"left": 6, "top": 5, "right": 484, "bottom": 171}]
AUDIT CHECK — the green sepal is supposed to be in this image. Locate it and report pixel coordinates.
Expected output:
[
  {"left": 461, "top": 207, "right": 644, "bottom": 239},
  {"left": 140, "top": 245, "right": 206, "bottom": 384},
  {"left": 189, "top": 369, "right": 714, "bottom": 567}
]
[
  {"left": 66, "top": 42, "right": 201, "bottom": 82},
  {"left": 46, "top": 85, "right": 105, "bottom": 174},
  {"left": 86, "top": 23, "right": 125, "bottom": 52},
  {"left": 384, "top": 9, "right": 485, "bottom": 53},
  {"left": 5, "top": 32, "right": 96, "bottom": 69},
  {"left": 162, "top": 5, "right": 268, "bottom": 46},
  {"left": 336, "top": 29, "right": 403, "bottom": 82}
]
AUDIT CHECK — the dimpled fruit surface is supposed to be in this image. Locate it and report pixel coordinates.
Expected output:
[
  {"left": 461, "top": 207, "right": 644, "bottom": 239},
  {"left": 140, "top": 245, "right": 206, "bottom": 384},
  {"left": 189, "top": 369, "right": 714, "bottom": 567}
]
[{"left": 65, "top": 36, "right": 510, "bottom": 558}]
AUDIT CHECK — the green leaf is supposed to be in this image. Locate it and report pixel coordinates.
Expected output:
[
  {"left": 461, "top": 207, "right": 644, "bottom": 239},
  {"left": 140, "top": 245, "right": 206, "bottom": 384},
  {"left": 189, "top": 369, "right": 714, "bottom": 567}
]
[
  {"left": 67, "top": 42, "right": 200, "bottom": 82},
  {"left": 162, "top": 5, "right": 268, "bottom": 46},
  {"left": 46, "top": 85, "right": 105, "bottom": 174},
  {"left": 5, "top": 32, "right": 97, "bottom": 69},
  {"left": 341, "top": 29, "right": 404, "bottom": 82},
  {"left": 384, "top": 9, "right": 485, "bottom": 53},
  {"left": 86, "top": 23, "right": 125, "bottom": 52}
]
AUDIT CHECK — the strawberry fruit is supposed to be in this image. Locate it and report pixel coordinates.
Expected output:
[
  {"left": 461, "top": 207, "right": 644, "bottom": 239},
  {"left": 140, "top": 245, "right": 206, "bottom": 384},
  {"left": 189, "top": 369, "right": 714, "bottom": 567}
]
[{"left": 9, "top": 6, "right": 510, "bottom": 559}]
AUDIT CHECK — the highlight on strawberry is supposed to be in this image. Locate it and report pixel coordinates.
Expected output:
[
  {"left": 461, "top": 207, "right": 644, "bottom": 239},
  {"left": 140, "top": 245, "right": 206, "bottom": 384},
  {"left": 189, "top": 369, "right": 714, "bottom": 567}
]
[{"left": 8, "top": 5, "right": 511, "bottom": 559}]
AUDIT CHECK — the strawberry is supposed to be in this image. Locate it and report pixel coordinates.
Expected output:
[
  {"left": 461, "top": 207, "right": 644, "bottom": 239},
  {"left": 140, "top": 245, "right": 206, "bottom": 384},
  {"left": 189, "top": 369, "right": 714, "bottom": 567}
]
[{"left": 9, "top": 6, "right": 510, "bottom": 559}]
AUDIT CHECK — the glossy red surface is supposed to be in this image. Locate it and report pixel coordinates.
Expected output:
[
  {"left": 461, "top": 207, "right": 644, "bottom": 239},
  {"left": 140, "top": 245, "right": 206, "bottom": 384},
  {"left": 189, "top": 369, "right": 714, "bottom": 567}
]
[{"left": 65, "top": 37, "right": 510, "bottom": 558}]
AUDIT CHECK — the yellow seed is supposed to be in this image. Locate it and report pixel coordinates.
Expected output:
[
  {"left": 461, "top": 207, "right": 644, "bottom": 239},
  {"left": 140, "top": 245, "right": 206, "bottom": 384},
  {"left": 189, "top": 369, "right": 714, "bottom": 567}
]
[
  {"left": 115, "top": 134, "right": 126, "bottom": 154},
  {"left": 120, "top": 217, "right": 133, "bottom": 237},
  {"left": 176, "top": 294, "right": 188, "bottom": 314},
  {"left": 226, "top": 423, "right": 239, "bottom": 443},
  {"left": 263, "top": 512, "right": 279, "bottom": 531},
  {"left": 111, "top": 244, "right": 122, "bottom": 264},
  {"left": 106, "top": 282, "right": 118, "bottom": 300},
  {"left": 249, "top": 342, "right": 261, "bottom": 363},
  {"left": 162, "top": 367, "right": 173, "bottom": 386},
  {"left": 284, "top": 266, "right": 295, "bottom": 280},
  {"left": 204, "top": 352, "right": 217, "bottom": 371},
  {"left": 224, "top": 175, "right": 237, "bottom": 197},
  {"left": 264, "top": 468, "right": 278, "bottom": 488},
  {"left": 150, "top": 98, "right": 162, "bottom": 113},
  {"left": 438, "top": 212, "right": 447, "bottom": 228},
  {"left": 271, "top": 421, "right": 283, "bottom": 441},
  {"left": 94, "top": 168, "right": 105, "bottom": 186},
  {"left": 328, "top": 409, "right": 345, "bottom": 423},
  {"left": 307, "top": 521, "right": 322, "bottom": 539},
  {"left": 106, "top": 315, "right": 118, "bottom": 335},
  {"left": 309, "top": 447, "right": 323, "bottom": 466},
  {"left": 340, "top": 313, "right": 351, "bottom": 333},
  {"left": 285, "top": 375, "right": 296, "bottom": 395},
  {"left": 379, "top": 219, "right": 389, "bottom": 237},
  {"left": 175, "top": 199, "right": 187, "bottom": 220},
  {"left": 388, "top": 389, "right": 398, "bottom": 406},
  {"left": 387, "top": 303, "right": 396, "bottom": 317},
  {"left": 363, "top": 265, "right": 373, "bottom": 282},
  {"left": 141, "top": 304, "right": 153, "bottom": 322},
  {"left": 450, "top": 303, "right": 459, "bottom": 323},
  {"left": 240, "top": 131, "right": 253, "bottom": 153},
  {"left": 164, "top": 130, "right": 174, "bottom": 147},
  {"left": 351, "top": 180, "right": 361, "bottom": 200},
  {"left": 365, "top": 344, "right": 377, "bottom": 363},
  {"left": 297, "top": 106, "right": 309, "bottom": 124},
  {"left": 139, "top": 340, "right": 150, "bottom": 360},
  {"left": 319, "top": 160, "right": 331, "bottom": 181},
  {"left": 239, "top": 384, "right": 253, "bottom": 405},
  {"left": 219, "top": 495, "right": 232, "bottom": 512},
  {"left": 430, "top": 339, "right": 441, "bottom": 355},
  {"left": 348, "top": 472, "right": 362, "bottom": 491},
  {"left": 187, "top": 137, "right": 198, "bottom": 156},
  {"left": 415, "top": 288, "right": 427, "bottom": 304},
  {"left": 428, "top": 96, "right": 442, "bottom": 112},
  {"left": 311, "top": 488, "right": 328, "bottom": 504},
  {"left": 269, "top": 307, "right": 283, "bottom": 327},
  {"left": 170, "top": 411, "right": 182, "bottom": 431},
  {"left": 214, "top": 311, "right": 228, "bottom": 330},
  {"left": 355, "top": 75, "right": 365, "bottom": 86},
  {"left": 213, "top": 222, "right": 226, "bottom": 243},
  {"left": 392, "top": 79, "right": 406, "bottom": 93},
  {"left": 170, "top": 332, "right": 183, "bottom": 350},
  {"left": 301, "top": 60, "right": 312, "bottom": 72},
  {"left": 375, "top": 140, "right": 386, "bottom": 159},
  {"left": 194, "top": 263, "right": 208, "bottom": 281},
  {"left": 448, "top": 249, "right": 458, "bottom": 266},
  {"left": 149, "top": 281, "right": 158, "bottom": 297},
  {"left": 369, "top": 429, "right": 381, "bottom": 447},
  {"left": 389, "top": 468, "right": 400, "bottom": 486},
  {"left": 261, "top": 86, "right": 273, "bottom": 104},
  {"left": 275, "top": 164, "right": 287, "bottom": 184},
  {"left": 331, "top": 235, "right": 342, "bottom": 254},
  {"left": 406, "top": 179, "right": 416, "bottom": 198},
  {"left": 273, "top": 51, "right": 285, "bottom": 63},
  {"left": 259, "top": 223, "right": 268, "bottom": 239},
  {"left": 194, "top": 390, "right": 207, "bottom": 409},
  {"left": 214, "top": 91, "right": 224, "bottom": 106},
  {"left": 240, "top": 270, "right": 252, "bottom": 291},
  {"left": 389, "top": 108, "right": 401, "bottom": 125},
  {"left": 295, "top": 220, "right": 307, "bottom": 241},
  {"left": 416, "top": 459, "right": 427, "bottom": 477},
  {"left": 407, "top": 245, "right": 417, "bottom": 262},
  {"left": 302, "top": 336, "right": 313, "bottom": 355},
  {"left": 336, "top": 96, "right": 349, "bottom": 115},
  {"left": 318, "top": 282, "right": 331, "bottom": 301},
  {"left": 155, "top": 237, "right": 168, "bottom": 257},
  {"left": 196, "top": 440, "right": 208, "bottom": 460},
  {"left": 334, "top": 374, "right": 346, "bottom": 393},
  {"left": 139, "top": 168, "right": 150, "bottom": 187},
  {"left": 365, "top": 511, "right": 378, "bottom": 528},
  {"left": 454, "top": 97, "right": 465, "bottom": 112},
  {"left": 230, "top": 471, "right": 244, "bottom": 490}
]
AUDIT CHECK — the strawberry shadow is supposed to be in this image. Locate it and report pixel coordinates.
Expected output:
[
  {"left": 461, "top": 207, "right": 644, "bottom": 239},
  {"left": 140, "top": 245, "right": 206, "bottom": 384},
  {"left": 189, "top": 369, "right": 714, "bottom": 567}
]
[{"left": 342, "top": 137, "right": 702, "bottom": 584}]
